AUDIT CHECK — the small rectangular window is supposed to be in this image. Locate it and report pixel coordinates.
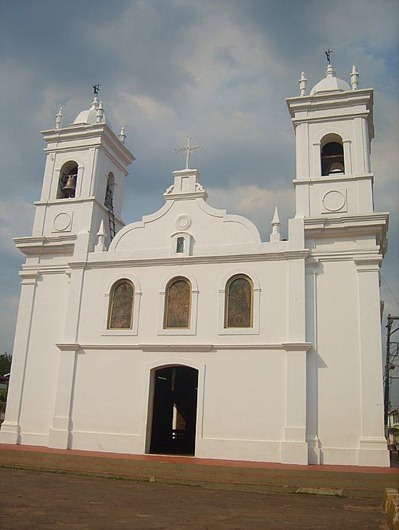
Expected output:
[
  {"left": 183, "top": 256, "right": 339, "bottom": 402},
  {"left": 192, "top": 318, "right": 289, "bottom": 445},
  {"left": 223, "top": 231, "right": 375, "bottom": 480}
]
[{"left": 176, "top": 237, "right": 185, "bottom": 253}]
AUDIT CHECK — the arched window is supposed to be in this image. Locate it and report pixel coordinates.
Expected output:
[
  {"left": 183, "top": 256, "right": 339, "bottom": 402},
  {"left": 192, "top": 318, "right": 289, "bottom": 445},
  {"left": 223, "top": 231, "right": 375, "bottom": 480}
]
[
  {"left": 164, "top": 277, "right": 191, "bottom": 328},
  {"left": 58, "top": 161, "right": 78, "bottom": 199},
  {"left": 321, "top": 136, "right": 344, "bottom": 176},
  {"left": 225, "top": 275, "right": 253, "bottom": 328},
  {"left": 107, "top": 280, "right": 134, "bottom": 329}
]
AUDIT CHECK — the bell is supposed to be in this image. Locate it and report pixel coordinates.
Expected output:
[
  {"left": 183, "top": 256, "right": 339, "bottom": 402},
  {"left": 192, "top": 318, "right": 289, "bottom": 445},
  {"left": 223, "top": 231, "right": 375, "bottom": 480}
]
[
  {"left": 62, "top": 175, "right": 76, "bottom": 197},
  {"left": 328, "top": 161, "right": 344, "bottom": 174}
]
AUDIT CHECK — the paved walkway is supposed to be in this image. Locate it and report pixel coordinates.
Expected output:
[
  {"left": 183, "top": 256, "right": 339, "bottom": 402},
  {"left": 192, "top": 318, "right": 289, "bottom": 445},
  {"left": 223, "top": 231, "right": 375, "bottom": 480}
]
[
  {"left": 0, "top": 444, "right": 397, "bottom": 498},
  {"left": 0, "top": 467, "right": 391, "bottom": 530},
  {"left": 0, "top": 445, "right": 397, "bottom": 529}
]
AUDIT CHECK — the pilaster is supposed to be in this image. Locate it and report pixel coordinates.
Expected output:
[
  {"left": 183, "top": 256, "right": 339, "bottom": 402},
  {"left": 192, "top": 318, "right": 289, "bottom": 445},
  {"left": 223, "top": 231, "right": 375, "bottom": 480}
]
[
  {"left": 0, "top": 271, "right": 39, "bottom": 444},
  {"left": 287, "top": 257, "right": 306, "bottom": 342},
  {"left": 354, "top": 256, "right": 389, "bottom": 466},
  {"left": 48, "top": 343, "right": 80, "bottom": 449},
  {"left": 48, "top": 264, "right": 85, "bottom": 448},
  {"left": 281, "top": 343, "right": 311, "bottom": 464},
  {"left": 305, "top": 259, "right": 321, "bottom": 464}
]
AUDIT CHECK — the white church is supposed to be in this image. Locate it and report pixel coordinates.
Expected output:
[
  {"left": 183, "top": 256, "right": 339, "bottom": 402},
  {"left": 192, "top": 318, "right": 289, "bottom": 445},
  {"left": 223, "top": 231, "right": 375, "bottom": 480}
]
[{"left": 0, "top": 64, "right": 390, "bottom": 467}]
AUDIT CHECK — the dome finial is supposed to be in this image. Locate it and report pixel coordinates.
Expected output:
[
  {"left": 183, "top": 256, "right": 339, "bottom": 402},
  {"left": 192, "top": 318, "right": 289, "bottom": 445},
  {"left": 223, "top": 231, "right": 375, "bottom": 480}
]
[
  {"left": 299, "top": 72, "right": 307, "bottom": 96},
  {"left": 324, "top": 49, "right": 335, "bottom": 78},
  {"left": 350, "top": 65, "right": 359, "bottom": 90},
  {"left": 119, "top": 126, "right": 126, "bottom": 144},
  {"left": 92, "top": 83, "right": 101, "bottom": 97},
  {"left": 55, "top": 108, "right": 64, "bottom": 129},
  {"left": 91, "top": 83, "right": 101, "bottom": 112}
]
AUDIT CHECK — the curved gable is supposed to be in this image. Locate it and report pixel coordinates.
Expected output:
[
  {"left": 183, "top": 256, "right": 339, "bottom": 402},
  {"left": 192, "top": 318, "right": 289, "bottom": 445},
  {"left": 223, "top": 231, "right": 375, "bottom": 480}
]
[{"left": 109, "top": 197, "right": 260, "bottom": 255}]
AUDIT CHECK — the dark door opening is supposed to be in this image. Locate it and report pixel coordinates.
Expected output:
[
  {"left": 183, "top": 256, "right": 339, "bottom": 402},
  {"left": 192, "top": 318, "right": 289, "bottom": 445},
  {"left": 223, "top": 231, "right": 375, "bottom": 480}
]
[{"left": 149, "top": 366, "right": 198, "bottom": 455}]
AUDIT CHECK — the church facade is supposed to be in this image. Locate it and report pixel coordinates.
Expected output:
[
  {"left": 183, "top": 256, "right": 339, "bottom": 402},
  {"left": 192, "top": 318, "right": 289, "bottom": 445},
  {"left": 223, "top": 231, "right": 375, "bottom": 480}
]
[{"left": 0, "top": 64, "right": 389, "bottom": 466}]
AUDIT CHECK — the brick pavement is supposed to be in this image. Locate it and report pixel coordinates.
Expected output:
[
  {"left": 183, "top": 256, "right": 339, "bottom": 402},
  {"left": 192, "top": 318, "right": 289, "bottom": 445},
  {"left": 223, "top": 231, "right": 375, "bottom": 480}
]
[
  {"left": 0, "top": 444, "right": 397, "bottom": 498},
  {"left": 0, "top": 445, "right": 397, "bottom": 529}
]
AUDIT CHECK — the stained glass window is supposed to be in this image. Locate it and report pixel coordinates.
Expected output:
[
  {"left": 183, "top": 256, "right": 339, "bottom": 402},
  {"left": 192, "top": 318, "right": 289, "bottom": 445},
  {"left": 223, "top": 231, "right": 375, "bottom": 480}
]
[
  {"left": 225, "top": 275, "right": 252, "bottom": 328},
  {"left": 108, "top": 280, "right": 134, "bottom": 329},
  {"left": 164, "top": 277, "right": 191, "bottom": 328}
]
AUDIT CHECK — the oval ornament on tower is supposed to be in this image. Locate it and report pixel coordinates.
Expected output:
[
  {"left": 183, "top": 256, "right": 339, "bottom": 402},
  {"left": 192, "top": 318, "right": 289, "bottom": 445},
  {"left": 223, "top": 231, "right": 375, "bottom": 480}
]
[
  {"left": 176, "top": 214, "right": 191, "bottom": 230},
  {"left": 322, "top": 190, "right": 346, "bottom": 212},
  {"left": 53, "top": 212, "right": 72, "bottom": 232}
]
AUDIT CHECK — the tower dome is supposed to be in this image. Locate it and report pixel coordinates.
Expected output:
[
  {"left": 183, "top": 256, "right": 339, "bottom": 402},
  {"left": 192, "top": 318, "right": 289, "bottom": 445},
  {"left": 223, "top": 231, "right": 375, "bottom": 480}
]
[
  {"left": 310, "top": 64, "right": 351, "bottom": 96},
  {"left": 72, "top": 96, "right": 108, "bottom": 125}
]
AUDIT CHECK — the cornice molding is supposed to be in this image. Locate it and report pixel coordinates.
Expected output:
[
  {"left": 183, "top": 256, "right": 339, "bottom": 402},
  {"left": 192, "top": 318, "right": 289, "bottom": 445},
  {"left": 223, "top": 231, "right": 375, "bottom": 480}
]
[
  {"left": 86, "top": 250, "right": 309, "bottom": 269},
  {"left": 62, "top": 342, "right": 313, "bottom": 353},
  {"left": 309, "top": 249, "right": 382, "bottom": 263},
  {"left": 42, "top": 123, "right": 134, "bottom": 166},
  {"left": 293, "top": 173, "right": 374, "bottom": 185},
  {"left": 14, "top": 235, "right": 76, "bottom": 256},
  {"left": 55, "top": 343, "right": 81, "bottom": 352}
]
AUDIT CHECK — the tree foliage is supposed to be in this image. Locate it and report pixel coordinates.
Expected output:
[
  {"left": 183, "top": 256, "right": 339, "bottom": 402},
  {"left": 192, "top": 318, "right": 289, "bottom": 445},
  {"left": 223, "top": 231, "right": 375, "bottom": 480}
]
[
  {"left": 0, "top": 352, "right": 11, "bottom": 403},
  {"left": 0, "top": 352, "right": 12, "bottom": 376}
]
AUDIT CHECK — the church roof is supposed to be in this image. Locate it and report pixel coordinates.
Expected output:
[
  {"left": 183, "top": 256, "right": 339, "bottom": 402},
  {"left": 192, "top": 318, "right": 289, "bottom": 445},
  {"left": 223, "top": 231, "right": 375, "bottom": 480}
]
[{"left": 310, "top": 64, "right": 351, "bottom": 96}]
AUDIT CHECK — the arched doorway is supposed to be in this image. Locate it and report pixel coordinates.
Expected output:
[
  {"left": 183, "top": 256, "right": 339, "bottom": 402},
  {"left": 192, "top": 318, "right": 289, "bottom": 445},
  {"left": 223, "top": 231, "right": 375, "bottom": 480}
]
[{"left": 149, "top": 365, "right": 198, "bottom": 455}]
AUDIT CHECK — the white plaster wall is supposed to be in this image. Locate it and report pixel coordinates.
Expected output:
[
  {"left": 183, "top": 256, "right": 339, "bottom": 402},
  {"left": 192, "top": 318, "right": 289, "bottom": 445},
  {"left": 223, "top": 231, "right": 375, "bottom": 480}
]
[
  {"left": 68, "top": 347, "right": 286, "bottom": 460},
  {"left": 71, "top": 350, "right": 146, "bottom": 436},
  {"left": 18, "top": 273, "right": 68, "bottom": 441},
  {"left": 201, "top": 350, "right": 285, "bottom": 441},
  {"left": 314, "top": 260, "right": 362, "bottom": 451},
  {"left": 303, "top": 177, "right": 373, "bottom": 217},
  {"left": 77, "top": 258, "right": 289, "bottom": 345}
]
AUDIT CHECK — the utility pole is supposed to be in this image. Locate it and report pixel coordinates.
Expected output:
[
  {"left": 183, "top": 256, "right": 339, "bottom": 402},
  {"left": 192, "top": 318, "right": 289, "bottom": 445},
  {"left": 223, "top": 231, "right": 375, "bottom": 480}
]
[{"left": 384, "top": 314, "right": 399, "bottom": 431}]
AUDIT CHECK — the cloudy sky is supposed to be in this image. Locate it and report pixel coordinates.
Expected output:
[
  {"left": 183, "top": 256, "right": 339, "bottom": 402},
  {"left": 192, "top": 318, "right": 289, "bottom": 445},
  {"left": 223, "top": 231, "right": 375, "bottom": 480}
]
[{"left": 0, "top": 1, "right": 398, "bottom": 369}]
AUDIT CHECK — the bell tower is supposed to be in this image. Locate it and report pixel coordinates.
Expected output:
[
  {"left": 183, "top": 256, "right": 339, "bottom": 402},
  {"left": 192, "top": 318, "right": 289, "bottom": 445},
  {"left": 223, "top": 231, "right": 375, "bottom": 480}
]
[
  {"left": 32, "top": 95, "right": 134, "bottom": 258},
  {"left": 287, "top": 63, "right": 375, "bottom": 218},
  {"left": 286, "top": 63, "right": 389, "bottom": 466}
]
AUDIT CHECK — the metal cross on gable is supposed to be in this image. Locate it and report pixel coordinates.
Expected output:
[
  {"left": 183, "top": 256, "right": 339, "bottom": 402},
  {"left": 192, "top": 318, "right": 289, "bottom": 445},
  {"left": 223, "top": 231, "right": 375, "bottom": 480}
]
[{"left": 175, "top": 135, "right": 203, "bottom": 170}]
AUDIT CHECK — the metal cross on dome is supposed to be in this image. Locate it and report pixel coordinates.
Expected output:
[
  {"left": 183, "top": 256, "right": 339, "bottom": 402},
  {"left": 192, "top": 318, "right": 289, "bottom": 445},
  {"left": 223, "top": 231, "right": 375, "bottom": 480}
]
[
  {"left": 92, "top": 83, "right": 101, "bottom": 96},
  {"left": 175, "top": 135, "right": 203, "bottom": 170},
  {"left": 325, "top": 49, "right": 333, "bottom": 65}
]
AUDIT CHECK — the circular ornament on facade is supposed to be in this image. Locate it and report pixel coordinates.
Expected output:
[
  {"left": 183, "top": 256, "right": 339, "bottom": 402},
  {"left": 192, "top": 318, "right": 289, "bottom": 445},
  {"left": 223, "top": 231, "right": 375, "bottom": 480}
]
[
  {"left": 53, "top": 212, "right": 72, "bottom": 232},
  {"left": 322, "top": 190, "right": 346, "bottom": 212},
  {"left": 176, "top": 214, "right": 191, "bottom": 230}
]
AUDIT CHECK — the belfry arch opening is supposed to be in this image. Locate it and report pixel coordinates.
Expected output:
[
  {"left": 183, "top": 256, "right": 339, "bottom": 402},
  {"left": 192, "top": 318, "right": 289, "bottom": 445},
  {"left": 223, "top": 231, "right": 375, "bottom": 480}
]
[
  {"left": 321, "top": 135, "right": 345, "bottom": 176},
  {"left": 104, "top": 172, "right": 115, "bottom": 210},
  {"left": 148, "top": 365, "right": 198, "bottom": 455},
  {"left": 58, "top": 161, "right": 78, "bottom": 199}
]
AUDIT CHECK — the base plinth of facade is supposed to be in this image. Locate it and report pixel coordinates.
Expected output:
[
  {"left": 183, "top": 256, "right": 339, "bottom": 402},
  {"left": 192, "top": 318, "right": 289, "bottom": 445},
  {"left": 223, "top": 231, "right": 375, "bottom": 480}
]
[
  {"left": 0, "top": 422, "right": 21, "bottom": 445},
  {"left": 48, "top": 429, "right": 70, "bottom": 449},
  {"left": 281, "top": 441, "right": 308, "bottom": 465}
]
